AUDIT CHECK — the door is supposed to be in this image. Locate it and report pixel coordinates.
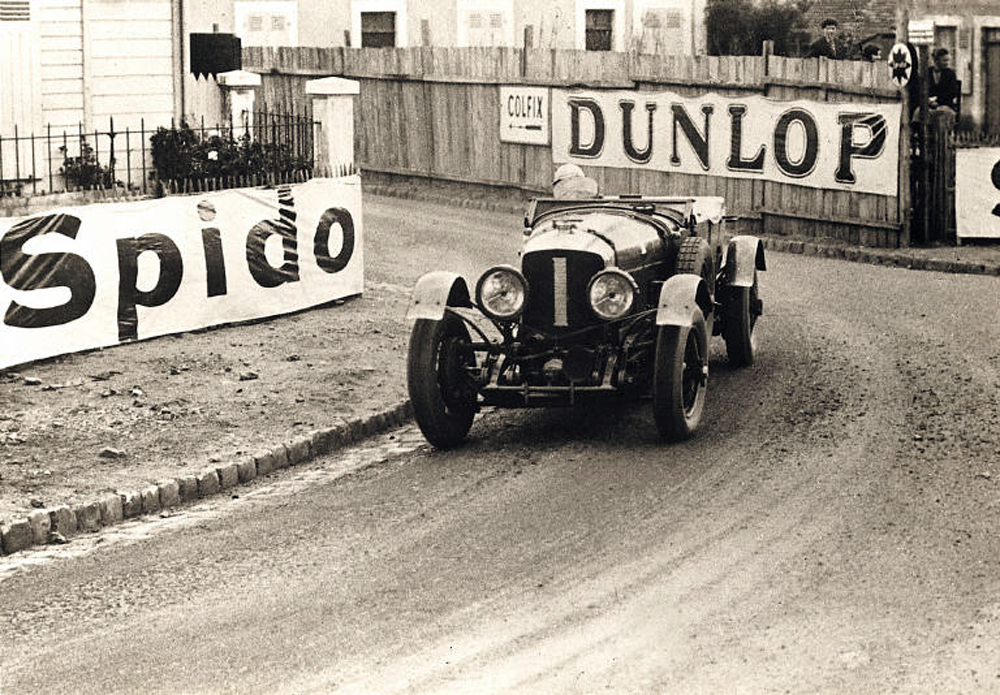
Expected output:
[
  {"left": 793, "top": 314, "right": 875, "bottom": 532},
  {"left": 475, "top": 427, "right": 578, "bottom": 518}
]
[
  {"left": 0, "top": 0, "right": 42, "bottom": 184},
  {"left": 985, "top": 28, "right": 1000, "bottom": 133}
]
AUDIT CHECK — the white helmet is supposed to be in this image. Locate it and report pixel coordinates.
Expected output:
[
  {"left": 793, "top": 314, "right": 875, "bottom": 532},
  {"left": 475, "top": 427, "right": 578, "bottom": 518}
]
[{"left": 553, "top": 163, "right": 585, "bottom": 186}]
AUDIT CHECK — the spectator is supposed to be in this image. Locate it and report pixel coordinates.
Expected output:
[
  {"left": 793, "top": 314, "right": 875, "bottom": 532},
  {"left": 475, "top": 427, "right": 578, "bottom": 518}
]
[
  {"left": 807, "top": 18, "right": 844, "bottom": 59},
  {"left": 552, "top": 163, "right": 599, "bottom": 199},
  {"left": 927, "top": 48, "right": 960, "bottom": 113},
  {"left": 862, "top": 44, "right": 882, "bottom": 62}
]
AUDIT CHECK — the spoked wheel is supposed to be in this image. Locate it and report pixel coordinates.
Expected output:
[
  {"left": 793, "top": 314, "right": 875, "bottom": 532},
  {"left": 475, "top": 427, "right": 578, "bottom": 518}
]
[
  {"left": 407, "top": 313, "right": 478, "bottom": 449},
  {"left": 723, "top": 269, "right": 761, "bottom": 368},
  {"left": 652, "top": 311, "right": 709, "bottom": 441}
]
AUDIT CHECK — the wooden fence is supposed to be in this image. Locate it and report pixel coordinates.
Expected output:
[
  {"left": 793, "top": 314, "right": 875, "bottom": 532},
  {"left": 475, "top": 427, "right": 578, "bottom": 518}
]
[{"left": 244, "top": 46, "right": 906, "bottom": 247}]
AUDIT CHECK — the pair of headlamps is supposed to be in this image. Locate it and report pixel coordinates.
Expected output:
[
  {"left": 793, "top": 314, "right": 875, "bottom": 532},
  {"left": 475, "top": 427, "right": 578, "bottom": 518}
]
[{"left": 475, "top": 265, "right": 637, "bottom": 322}]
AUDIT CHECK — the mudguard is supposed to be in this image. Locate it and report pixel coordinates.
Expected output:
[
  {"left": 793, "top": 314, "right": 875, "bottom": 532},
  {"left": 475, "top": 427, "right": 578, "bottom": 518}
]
[
  {"left": 725, "top": 235, "right": 767, "bottom": 288},
  {"left": 656, "top": 274, "right": 713, "bottom": 327},
  {"left": 405, "top": 271, "right": 472, "bottom": 321}
]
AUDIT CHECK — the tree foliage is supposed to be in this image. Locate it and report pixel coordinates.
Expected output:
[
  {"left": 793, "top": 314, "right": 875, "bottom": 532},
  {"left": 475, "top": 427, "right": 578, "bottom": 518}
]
[{"left": 706, "top": 0, "right": 811, "bottom": 56}]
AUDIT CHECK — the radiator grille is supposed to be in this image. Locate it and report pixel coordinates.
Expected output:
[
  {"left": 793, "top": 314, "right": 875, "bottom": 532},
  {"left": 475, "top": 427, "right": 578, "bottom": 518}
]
[{"left": 522, "top": 250, "right": 604, "bottom": 333}]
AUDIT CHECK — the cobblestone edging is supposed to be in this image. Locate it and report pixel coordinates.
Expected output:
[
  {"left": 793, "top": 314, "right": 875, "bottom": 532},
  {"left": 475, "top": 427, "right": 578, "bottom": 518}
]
[
  {"left": 759, "top": 236, "right": 1000, "bottom": 277},
  {"left": 365, "top": 184, "right": 1000, "bottom": 277},
  {"left": 0, "top": 401, "right": 413, "bottom": 555}
]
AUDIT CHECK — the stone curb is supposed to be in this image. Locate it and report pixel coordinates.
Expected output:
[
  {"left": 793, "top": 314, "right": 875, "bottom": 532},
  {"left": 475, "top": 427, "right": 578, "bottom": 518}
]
[
  {"left": 0, "top": 401, "right": 413, "bottom": 556},
  {"left": 365, "top": 184, "right": 1000, "bottom": 278}
]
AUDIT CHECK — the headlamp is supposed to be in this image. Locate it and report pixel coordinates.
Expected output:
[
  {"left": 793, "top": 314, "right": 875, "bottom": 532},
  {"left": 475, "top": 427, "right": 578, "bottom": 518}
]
[
  {"left": 588, "top": 269, "right": 637, "bottom": 320},
  {"left": 476, "top": 265, "right": 528, "bottom": 320}
]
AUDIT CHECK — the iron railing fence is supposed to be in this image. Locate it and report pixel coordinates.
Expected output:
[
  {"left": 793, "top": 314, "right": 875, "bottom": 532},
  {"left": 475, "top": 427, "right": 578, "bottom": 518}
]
[
  {"left": 952, "top": 128, "right": 1000, "bottom": 148},
  {"left": 0, "top": 109, "right": 318, "bottom": 199}
]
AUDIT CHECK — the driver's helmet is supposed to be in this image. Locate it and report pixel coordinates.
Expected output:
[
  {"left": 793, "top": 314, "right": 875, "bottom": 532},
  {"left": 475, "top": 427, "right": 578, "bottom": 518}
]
[
  {"left": 553, "top": 163, "right": 585, "bottom": 187},
  {"left": 552, "top": 163, "right": 598, "bottom": 199}
]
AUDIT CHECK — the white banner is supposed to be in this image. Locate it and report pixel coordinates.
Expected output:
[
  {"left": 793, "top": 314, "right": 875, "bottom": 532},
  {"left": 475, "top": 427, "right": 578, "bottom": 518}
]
[
  {"left": 956, "top": 148, "right": 1000, "bottom": 241},
  {"left": 0, "top": 176, "right": 363, "bottom": 369},
  {"left": 552, "top": 90, "right": 901, "bottom": 196}
]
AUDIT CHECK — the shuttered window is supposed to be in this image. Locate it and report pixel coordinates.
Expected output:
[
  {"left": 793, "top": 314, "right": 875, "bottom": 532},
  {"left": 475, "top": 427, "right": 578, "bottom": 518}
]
[
  {"left": 0, "top": 1, "right": 30, "bottom": 21},
  {"left": 361, "top": 11, "right": 396, "bottom": 47},
  {"left": 585, "top": 9, "right": 613, "bottom": 51}
]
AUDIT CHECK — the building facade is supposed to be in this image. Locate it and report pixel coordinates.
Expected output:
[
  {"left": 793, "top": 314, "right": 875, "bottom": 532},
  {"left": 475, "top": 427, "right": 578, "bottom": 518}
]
[{"left": 191, "top": 0, "right": 708, "bottom": 54}]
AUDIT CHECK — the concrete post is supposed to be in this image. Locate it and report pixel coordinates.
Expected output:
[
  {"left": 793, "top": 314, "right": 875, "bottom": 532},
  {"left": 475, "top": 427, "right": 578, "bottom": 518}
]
[
  {"left": 306, "top": 76, "right": 360, "bottom": 176},
  {"left": 217, "top": 69, "right": 262, "bottom": 133}
]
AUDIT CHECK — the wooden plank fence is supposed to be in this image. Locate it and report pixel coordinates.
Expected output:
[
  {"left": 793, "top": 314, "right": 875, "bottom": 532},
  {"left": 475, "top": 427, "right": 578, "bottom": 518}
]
[{"left": 245, "top": 46, "right": 906, "bottom": 247}]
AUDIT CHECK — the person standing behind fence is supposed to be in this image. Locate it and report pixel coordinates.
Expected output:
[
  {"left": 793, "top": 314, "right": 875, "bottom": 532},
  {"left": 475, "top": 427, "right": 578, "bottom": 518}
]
[
  {"left": 807, "top": 18, "right": 845, "bottom": 59},
  {"left": 927, "top": 48, "right": 961, "bottom": 115}
]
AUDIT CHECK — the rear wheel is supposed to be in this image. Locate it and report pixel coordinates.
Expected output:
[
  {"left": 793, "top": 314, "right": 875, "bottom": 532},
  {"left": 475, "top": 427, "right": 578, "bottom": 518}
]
[
  {"left": 724, "top": 270, "right": 760, "bottom": 368},
  {"left": 407, "top": 314, "right": 477, "bottom": 449},
  {"left": 652, "top": 311, "right": 708, "bottom": 441}
]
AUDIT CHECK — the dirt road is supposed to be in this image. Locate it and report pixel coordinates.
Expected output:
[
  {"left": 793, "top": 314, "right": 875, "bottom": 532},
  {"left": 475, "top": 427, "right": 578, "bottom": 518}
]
[{"left": 2, "top": 196, "right": 999, "bottom": 693}]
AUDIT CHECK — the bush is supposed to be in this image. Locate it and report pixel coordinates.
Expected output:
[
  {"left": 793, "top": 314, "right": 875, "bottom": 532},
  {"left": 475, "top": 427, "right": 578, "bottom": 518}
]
[
  {"left": 149, "top": 121, "right": 313, "bottom": 189},
  {"left": 59, "top": 138, "right": 115, "bottom": 190}
]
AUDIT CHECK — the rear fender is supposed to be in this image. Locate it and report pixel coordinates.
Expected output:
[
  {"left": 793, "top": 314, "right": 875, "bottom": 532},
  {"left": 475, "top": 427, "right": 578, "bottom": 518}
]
[
  {"left": 405, "top": 271, "right": 472, "bottom": 321},
  {"left": 725, "top": 236, "right": 766, "bottom": 288},
  {"left": 656, "top": 274, "right": 712, "bottom": 327}
]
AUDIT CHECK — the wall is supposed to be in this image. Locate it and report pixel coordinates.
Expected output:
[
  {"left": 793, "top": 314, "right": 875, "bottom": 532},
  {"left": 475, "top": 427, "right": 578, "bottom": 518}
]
[{"left": 245, "top": 46, "right": 906, "bottom": 247}]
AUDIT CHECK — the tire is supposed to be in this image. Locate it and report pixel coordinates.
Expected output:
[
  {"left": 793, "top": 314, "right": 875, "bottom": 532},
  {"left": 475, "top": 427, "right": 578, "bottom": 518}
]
[
  {"left": 652, "top": 311, "right": 708, "bottom": 441},
  {"left": 676, "top": 237, "right": 715, "bottom": 297},
  {"left": 407, "top": 314, "right": 477, "bottom": 449},
  {"left": 723, "top": 269, "right": 760, "bottom": 368}
]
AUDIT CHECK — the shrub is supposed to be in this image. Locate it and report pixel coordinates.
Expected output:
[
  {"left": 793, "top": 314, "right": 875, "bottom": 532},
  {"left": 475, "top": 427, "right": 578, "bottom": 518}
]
[
  {"left": 59, "top": 138, "right": 115, "bottom": 190},
  {"left": 149, "top": 121, "right": 313, "bottom": 189}
]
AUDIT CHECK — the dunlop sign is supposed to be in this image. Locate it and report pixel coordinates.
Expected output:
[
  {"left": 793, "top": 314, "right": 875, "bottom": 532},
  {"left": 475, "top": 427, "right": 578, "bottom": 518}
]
[
  {"left": 500, "top": 86, "right": 549, "bottom": 145},
  {"left": 552, "top": 90, "right": 902, "bottom": 196}
]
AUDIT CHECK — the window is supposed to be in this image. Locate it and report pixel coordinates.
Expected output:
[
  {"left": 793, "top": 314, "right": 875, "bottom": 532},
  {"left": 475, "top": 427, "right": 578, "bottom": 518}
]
[
  {"left": 361, "top": 11, "right": 396, "bottom": 47},
  {"left": 0, "top": 1, "right": 30, "bottom": 22},
  {"left": 236, "top": 2, "right": 297, "bottom": 47},
  {"left": 586, "top": 9, "right": 613, "bottom": 51},
  {"left": 458, "top": 0, "right": 513, "bottom": 47}
]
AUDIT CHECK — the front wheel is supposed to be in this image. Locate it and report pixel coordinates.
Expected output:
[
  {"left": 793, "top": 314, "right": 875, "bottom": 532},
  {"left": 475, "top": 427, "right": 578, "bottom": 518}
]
[
  {"left": 652, "top": 312, "right": 708, "bottom": 441},
  {"left": 407, "top": 314, "right": 477, "bottom": 449},
  {"left": 723, "top": 270, "right": 760, "bottom": 368}
]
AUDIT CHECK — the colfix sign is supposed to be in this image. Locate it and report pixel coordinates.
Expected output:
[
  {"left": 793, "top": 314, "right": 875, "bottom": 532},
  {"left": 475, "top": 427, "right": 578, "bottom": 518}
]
[
  {"left": 552, "top": 90, "right": 901, "bottom": 196},
  {"left": 0, "top": 177, "right": 362, "bottom": 370}
]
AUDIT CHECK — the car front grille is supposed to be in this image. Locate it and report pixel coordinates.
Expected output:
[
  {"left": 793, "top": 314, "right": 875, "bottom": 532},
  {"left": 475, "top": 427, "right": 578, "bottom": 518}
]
[{"left": 522, "top": 250, "right": 605, "bottom": 334}]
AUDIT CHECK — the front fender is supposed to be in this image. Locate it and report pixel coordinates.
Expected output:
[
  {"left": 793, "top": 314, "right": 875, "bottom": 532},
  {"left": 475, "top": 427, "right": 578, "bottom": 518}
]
[
  {"left": 656, "top": 274, "right": 712, "bottom": 327},
  {"left": 725, "top": 235, "right": 766, "bottom": 288},
  {"left": 405, "top": 271, "right": 472, "bottom": 321}
]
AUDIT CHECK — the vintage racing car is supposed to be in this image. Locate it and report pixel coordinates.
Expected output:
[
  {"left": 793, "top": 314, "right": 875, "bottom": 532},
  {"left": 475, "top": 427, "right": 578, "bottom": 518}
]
[{"left": 404, "top": 194, "right": 765, "bottom": 448}]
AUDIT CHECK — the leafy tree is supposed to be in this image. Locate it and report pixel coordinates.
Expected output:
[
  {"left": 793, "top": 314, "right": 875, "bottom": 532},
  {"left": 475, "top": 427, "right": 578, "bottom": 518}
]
[{"left": 706, "top": 0, "right": 810, "bottom": 56}]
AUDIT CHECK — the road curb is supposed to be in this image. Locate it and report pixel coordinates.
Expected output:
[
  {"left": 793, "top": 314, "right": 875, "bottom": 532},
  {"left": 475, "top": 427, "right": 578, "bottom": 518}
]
[
  {"left": 0, "top": 400, "right": 414, "bottom": 556},
  {"left": 365, "top": 184, "right": 1000, "bottom": 277}
]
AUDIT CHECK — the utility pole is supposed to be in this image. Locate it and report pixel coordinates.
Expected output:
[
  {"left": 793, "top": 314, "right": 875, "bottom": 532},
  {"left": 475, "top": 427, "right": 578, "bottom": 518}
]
[{"left": 897, "top": 0, "right": 912, "bottom": 247}]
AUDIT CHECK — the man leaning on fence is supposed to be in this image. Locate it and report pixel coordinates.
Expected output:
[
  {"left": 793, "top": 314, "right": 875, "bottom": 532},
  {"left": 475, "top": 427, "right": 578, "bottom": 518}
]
[
  {"left": 806, "top": 19, "right": 845, "bottom": 59},
  {"left": 927, "top": 48, "right": 961, "bottom": 116}
]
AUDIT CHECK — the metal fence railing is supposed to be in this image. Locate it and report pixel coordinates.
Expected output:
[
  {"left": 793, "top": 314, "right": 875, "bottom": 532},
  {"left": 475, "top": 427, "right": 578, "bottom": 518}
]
[
  {"left": 952, "top": 129, "right": 1000, "bottom": 148},
  {"left": 0, "top": 109, "right": 318, "bottom": 199}
]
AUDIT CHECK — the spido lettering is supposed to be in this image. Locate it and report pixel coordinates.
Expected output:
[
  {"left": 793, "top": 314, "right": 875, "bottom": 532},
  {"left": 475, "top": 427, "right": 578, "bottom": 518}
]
[{"left": 0, "top": 186, "right": 355, "bottom": 340}]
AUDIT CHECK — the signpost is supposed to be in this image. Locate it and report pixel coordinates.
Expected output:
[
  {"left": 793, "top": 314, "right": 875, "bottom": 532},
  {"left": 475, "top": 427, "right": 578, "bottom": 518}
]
[{"left": 499, "top": 86, "right": 549, "bottom": 145}]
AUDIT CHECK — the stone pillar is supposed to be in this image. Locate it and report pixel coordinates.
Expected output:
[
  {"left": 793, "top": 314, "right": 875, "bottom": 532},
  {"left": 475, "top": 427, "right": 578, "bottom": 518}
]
[
  {"left": 305, "top": 76, "right": 360, "bottom": 176},
  {"left": 217, "top": 69, "right": 262, "bottom": 133}
]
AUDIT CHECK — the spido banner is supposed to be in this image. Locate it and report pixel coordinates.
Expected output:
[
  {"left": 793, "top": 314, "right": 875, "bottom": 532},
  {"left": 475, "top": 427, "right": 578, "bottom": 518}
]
[
  {"left": 552, "top": 90, "right": 901, "bottom": 196},
  {"left": 0, "top": 176, "right": 362, "bottom": 369}
]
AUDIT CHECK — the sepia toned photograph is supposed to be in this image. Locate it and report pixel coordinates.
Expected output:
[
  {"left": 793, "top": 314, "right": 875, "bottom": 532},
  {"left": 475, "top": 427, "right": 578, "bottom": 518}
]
[{"left": 2, "top": 0, "right": 999, "bottom": 692}]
